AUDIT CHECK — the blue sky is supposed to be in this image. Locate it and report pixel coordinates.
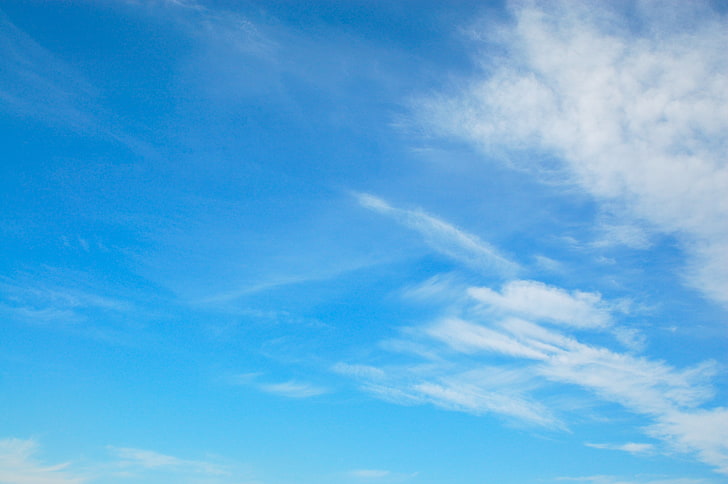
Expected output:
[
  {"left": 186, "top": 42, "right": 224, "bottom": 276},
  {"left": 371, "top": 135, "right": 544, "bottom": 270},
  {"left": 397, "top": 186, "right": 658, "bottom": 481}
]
[{"left": 1, "top": 1, "right": 727, "bottom": 483}]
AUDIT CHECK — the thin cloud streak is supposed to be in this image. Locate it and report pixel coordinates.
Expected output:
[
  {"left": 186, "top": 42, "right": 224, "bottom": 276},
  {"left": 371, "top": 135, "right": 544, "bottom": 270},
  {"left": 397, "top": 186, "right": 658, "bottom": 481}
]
[
  {"left": 554, "top": 477, "right": 715, "bottom": 484},
  {"left": 584, "top": 442, "right": 655, "bottom": 455},
  {"left": 0, "top": 11, "right": 156, "bottom": 157},
  {"left": 229, "top": 372, "right": 329, "bottom": 399},
  {"left": 0, "top": 11, "right": 95, "bottom": 131},
  {"left": 346, "top": 468, "right": 419, "bottom": 482},
  {"left": 109, "top": 446, "right": 229, "bottom": 475},
  {"left": 258, "top": 381, "right": 329, "bottom": 399},
  {"left": 348, "top": 469, "right": 390, "bottom": 478},
  {"left": 0, "top": 438, "right": 260, "bottom": 484},
  {"left": 355, "top": 192, "right": 519, "bottom": 276},
  {"left": 0, "top": 438, "right": 86, "bottom": 484}
]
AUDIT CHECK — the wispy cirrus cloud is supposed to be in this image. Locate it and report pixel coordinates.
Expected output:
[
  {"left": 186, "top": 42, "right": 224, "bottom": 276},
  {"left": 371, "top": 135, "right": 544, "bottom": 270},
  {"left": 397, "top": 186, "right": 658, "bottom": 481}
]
[
  {"left": 259, "top": 380, "right": 329, "bottom": 399},
  {"left": 0, "top": 10, "right": 152, "bottom": 155},
  {"left": 348, "top": 469, "right": 391, "bottom": 479},
  {"left": 425, "top": 317, "right": 548, "bottom": 359},
  {"left": 647, "top": 408, "right": 728, "bottom": 475},
  {"left": 0, "top": 437, "right": 261, "bottom": 484},
  {"left": 418, "top": 0, "right": 728, "bottom": 304},
  {"left": 0, "top": 438, "right": 85, "bottom": 484},
  {"left": 337, "top": 268, "right": 726, "bottom": 472},
  {"left": 0, "top": 10, "right": 95, "bottom": 131},
  {"left": 585, "top": 442, "right": 655, "bottom": 455},
  {"left": 0, "top": 274, "right": 134, "bottom": 328},
  {"left": 554, "top": 476, "right": 716, "bottom": 484},
  {"left": 355, "top": 192, "right": 519, "bottom": 276},
  {"left": 351, "top": 158, "right": 727, "bottom": 472},
  {"left": 351, "top": 167, "right": 726, "bottom": 475},
  {"left": 109, "top": 446, "right": 229, "bottom": 476},
  {"left": 346, "top": 468, "right": 419, "bottom": 482},
  {"left": 335, "top": 346, "right": 559, "bottom": 428},
  {"left": 228, "top": 372, "right": 329, "bottom": 399},
  {"left": 468, "top": 280, "right": 613, "bottom": 328}
]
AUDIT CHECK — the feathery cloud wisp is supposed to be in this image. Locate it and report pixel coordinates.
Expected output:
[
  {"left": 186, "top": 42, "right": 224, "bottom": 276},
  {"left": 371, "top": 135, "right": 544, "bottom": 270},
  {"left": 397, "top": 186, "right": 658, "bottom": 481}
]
[
  {"left": 356, "top": 192, "right": 519, "bottom": 276},
  {"left": 258, "top": 380, "right": 329, "bottom": 399},
  {"left": 584, "top": 442, "right": 655, "bottom": 455},
  {"left": 109, "top": 446, "right": 229, "bottom": 476},
  {"left": 348, "top": 469, "right": 391, "bottom": 479},
  {"left": 0, "top": 438, "right": 85, "bottom": 484},
  {"left": 339, "top": 277, "right": 726, "bottom": 472},
  {"left": 468, "top": 280, "right": 612, "bottom": 328}
]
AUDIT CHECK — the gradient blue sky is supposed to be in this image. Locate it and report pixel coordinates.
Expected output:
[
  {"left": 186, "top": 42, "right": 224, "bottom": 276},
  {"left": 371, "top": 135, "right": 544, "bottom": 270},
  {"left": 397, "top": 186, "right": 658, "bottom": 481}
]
[{"left": 1, "top": 1, "right": 727, "bottom": 483}]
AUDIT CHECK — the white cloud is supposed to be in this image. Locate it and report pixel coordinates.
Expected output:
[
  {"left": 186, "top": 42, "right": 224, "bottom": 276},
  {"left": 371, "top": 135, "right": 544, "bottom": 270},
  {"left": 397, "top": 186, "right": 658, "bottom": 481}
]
[
  {"left": 0, "top": 275, "right": 134, "bottom": 327},
  {"left": 612, "top": 327, "right": 648, "bottom": 352},
  {"left": 420, "top": 0, "right": 728, "bottom": 304},
  {"left": 346, "top": 468, "right": 419, "bottom": 482},
  {"left": 348, "top": 469, "right": 391, "bottom": 479},
  {"left": 585, "top": 442, "right": 655, "bottom": 454},
  {"left": 410, "top": 378, "right": 556, "bottom": 427},
  {"left": 0, "top": 11, "right": 151, "bottom": 155},
  {"left": 103, "top": 445, "right": 266, "bottom": 483},
  {"left": 343, "top": 191, "right": 725, "bottom": 469},
  {"left": 0, "top": 303, "right": 82, "bottom": 325},
  {"left": 332, "top": 363, "right": 387, "bottom": 381},
  {"left": 0, "top": 11, "right": 95, "bottom": 131},
  {"left": 647, "top": 408, "right": 728, "bottom": 475},
  {"left": 426, "top": 317, "right": 548, "bottom": 359},
  {"left": 339, "top": 278, "right": 727, "bottom": 473},
  {"left": 469, "top": 280, "right": 612, "bottom": 328},
  {"left": 352, "top": 367, "right": 558, "bottom": 427},
  {"left": 258, "top": 380, "right": 329, "bottom": 399},
  {"left": 593, "top": 226, "right": 651, "bottom": 250},
  {"left": 400, "top": 273, "right": 468, "bottom": 305},
  {"left": 554, "top": 477, "right": 714, "bottom": 484},
  {"left": 356, "top": 193, "right": 519, "bottom": 276},
  {"left": 338, "top": 334, "right": 559, "bottom": 427},
  {"left": 538, "top": 342, "right": 716, "bottom": 414},
  {"left": 533, "top": 255, "right": 564, "bottom": 273},
  {"left": 0, "top": 438, "right": 85, "bottom": 484},
  {"left": 109, "top": 447, "right": 228, "bottom": 476},
  {"left": 0, "top": 438, "right": 254, "bottom": 484},
  {"left": 228, "top": 372, "right": 329, "bottom": 399}
]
